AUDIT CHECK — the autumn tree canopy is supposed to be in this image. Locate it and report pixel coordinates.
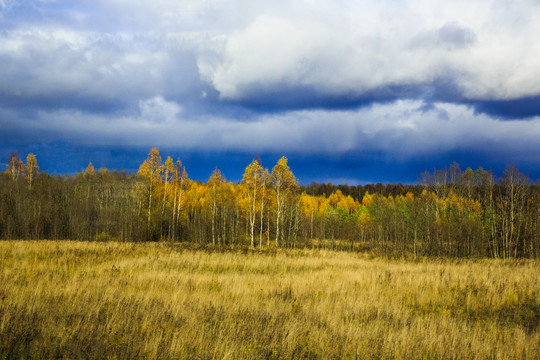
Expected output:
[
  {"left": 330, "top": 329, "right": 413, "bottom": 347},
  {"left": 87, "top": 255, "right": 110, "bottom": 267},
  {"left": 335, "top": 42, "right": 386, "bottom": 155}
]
[{"left": 1, "top": 150, "right": 539, "bottom": 259}]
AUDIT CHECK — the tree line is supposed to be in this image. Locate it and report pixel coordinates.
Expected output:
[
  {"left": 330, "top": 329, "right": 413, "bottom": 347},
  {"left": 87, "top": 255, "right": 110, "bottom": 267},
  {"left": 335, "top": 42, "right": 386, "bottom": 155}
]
[{"left": 1, "top": 150, "right": 539, "bottom": 258}]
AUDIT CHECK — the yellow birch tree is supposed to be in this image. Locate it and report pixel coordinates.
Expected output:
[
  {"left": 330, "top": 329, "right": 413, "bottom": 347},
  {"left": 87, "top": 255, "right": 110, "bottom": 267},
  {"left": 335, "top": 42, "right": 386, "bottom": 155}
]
[
  {"left": 138, "top": 148, "right": 162, "bottom": 231},
  {"left": 25, "top": 153, "right": 39, "bottom": 190},
  {"left": 242, "top": 159, "right": 263, "bottom": 248},
  {"left": 272, "top": 156, "right": 297, "bottom": 247}
]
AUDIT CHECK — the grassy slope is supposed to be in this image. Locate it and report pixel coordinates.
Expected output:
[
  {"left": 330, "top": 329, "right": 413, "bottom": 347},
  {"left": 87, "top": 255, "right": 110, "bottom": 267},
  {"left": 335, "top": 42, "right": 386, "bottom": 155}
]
[{"left": 0, "top": 241, "right": 539, "bottom": 359}]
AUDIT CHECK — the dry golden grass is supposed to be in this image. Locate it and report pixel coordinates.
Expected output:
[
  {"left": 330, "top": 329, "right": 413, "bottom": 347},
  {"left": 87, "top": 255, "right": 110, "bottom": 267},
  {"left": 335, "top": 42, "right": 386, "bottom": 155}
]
[{"left": 0, "top": 241, "right": 539, "bottom": 359}]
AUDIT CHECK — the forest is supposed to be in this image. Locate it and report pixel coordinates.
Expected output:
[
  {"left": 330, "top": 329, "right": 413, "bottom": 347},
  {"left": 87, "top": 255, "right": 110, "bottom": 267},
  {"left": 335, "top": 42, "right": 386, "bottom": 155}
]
[{"left": 1, "top": 148, "right": 539, "bottom": 259}]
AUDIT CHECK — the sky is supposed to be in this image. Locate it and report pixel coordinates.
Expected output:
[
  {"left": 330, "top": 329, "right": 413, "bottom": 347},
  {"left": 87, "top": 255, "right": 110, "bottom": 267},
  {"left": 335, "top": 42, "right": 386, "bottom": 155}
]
[{"left": 1, "top": 0, "right": 540, "bottom": 184}]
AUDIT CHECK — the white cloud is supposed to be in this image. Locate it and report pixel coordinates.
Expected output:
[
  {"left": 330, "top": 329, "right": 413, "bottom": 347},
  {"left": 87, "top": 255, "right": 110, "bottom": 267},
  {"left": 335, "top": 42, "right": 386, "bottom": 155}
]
[
  {"left": 3, "top": 0, "right": 540, "bottom": 104},
  {"left": 0, "top": 28, "right": 203, "bottom": 102},
  {"left": 204, "top": 0, "right": 540, "bottom": 101},
  {"left": 138, "top": 97, "right": 183, "bottom": 124}
]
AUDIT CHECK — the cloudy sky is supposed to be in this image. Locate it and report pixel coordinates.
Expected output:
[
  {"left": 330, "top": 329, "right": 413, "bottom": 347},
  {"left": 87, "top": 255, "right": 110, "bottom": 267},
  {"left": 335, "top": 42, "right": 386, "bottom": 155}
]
[{"left": 1, "top": 0, "right": 540, "bottom": 183}]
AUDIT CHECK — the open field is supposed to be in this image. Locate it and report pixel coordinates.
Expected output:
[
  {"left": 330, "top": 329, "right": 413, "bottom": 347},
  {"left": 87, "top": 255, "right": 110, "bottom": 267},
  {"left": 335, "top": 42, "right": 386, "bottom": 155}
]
[{"left": 0, "top": 241, "right": 539, "bottom": 359}]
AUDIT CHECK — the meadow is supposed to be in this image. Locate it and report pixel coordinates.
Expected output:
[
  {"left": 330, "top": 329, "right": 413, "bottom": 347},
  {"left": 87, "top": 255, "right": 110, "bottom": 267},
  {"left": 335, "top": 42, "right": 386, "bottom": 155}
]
[{"left": 0, "top": 241, "right": 539, "bottom": 359}]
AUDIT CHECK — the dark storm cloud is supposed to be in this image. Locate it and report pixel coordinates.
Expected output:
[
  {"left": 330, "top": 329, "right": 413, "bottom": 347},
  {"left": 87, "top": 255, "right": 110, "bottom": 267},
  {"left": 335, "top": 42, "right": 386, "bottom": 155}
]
[
  {"left": 468, "top": 96, "right": 540, "bottom": 120},
  {"left": 222, "top": 85, "right": 406, "bottom": 113}
]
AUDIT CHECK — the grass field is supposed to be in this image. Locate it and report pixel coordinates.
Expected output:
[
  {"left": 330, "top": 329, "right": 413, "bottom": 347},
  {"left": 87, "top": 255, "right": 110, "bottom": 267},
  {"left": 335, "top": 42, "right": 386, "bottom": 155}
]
[{"left": 0, "top": 241, "right": 539, "bottom": 359}]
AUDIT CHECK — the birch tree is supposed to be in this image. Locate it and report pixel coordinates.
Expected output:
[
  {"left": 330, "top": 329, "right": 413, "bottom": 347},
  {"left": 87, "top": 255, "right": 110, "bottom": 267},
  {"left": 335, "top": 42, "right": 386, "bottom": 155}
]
[
  {"left": 25, "top": 153, "right": 39, "bottom": 190},
  {"left": 138, "top": 148, "right": 162, "bottom": 232},
  {"left": 85, "top": 162, "right": 96, "bottom": 176},
  {"left": 6, "top": 152, "right": 24, "bottom": 180},
  {"left": 171, "top": 159, "right": 188, "bottom": 241},
  {"left": 242, "top": 159, "right": 263, "bottom": 248},
  {"left": 208, "top": 168, "right": 225, "bottom": 246},
  {"left": 272, "top": 156, "right": 297, "bottom": 247},
  {"left": 161, "top": 156, "right": 173, "bottom": 240},
  {"left": 499, "top": 165, "right": 529, "bottom": 258},
  {"left": 259, "top": 168, "right": 270, "bottom": 248}
]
